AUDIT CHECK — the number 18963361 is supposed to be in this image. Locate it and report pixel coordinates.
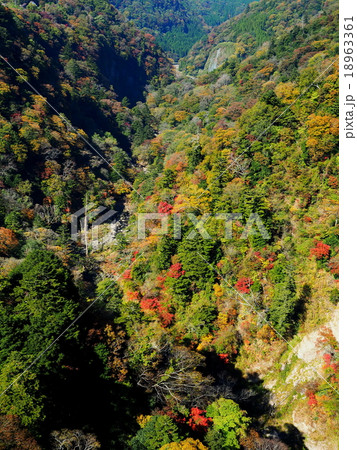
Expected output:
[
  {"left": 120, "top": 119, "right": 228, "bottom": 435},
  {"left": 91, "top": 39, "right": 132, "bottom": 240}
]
[{"left": 344, "top": 17, "right": 354, "bottom": 78}]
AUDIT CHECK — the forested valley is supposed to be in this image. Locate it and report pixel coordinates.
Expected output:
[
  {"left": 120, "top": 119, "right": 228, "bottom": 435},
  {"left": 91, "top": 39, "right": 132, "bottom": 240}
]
[
  {"left": 110, "top": 0, "right": 252, "bottom": 59},
  {"left": 0, "top": 0, "right": 338, "bottom": 448}
]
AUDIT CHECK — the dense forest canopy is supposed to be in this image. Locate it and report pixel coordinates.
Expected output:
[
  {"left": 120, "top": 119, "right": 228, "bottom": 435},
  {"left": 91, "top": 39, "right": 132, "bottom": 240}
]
[{"left": 0, "top": 0, "right": 338, "bottom": 448}]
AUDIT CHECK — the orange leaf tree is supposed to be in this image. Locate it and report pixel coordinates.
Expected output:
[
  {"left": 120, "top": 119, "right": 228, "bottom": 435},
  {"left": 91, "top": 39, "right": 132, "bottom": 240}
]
[{"left": 0, "top": 227, "right": 18, "bottom": 256}]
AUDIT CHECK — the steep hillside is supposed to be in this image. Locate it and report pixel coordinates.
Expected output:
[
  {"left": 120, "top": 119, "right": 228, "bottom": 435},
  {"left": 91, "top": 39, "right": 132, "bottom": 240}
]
[
  {"left": 0, "top": 0, "right": 172, "bottom": 446},
  {"left": 180, "top": 0, "right": 329, "bottom": 74},
  {"left": 0, "top": 0, "right": 173, "bottom": 213},
  {"left": 111, "top": 0, "right": 252, "bottom": 59},
  {"left": 0, "top": 0, "right": 338, "bottom": 447}
]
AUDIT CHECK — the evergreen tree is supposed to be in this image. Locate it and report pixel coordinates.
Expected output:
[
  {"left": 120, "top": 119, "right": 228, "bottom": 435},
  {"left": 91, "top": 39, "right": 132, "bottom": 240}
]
[{"left": 130, "top": 415, "right": 182, "bottom": 450}]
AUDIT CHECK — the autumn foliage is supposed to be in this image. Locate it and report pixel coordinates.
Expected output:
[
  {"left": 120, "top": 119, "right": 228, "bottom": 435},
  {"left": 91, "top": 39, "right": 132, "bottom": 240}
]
[
  {"left": 140, "top": 298, "right": 174, "bottom": 327},
  {"left": 0, "top": 415, "right": 40, "bottom": 449},
  {"left": 122, "top": 269, "right": 133, "bottom": 279},
  {"left": 187, "top": 408, "right": 212, "bottom": 433},
  {"left": 310, "top": 241, "right": 331, "bottom": 259},
  {"left": 235, "top": 277, "right": 253, "bottom": 294},
  {"left": 306, "top": 391, "right": 318, "bottom": 408},
  {"left": 306, "top": 114, "right": 339, "bottom": 161},
  {"left": 0, "top": 0, "right": 340, "bottom": 444},
  {"left": 158, "top": 201, "right": 174, "bottom": 214},
  {"left": 0, "top": 227, "right": 18, "bottom": 256},
  {"left": 167, "top": 263, "right": 185, "bottom": 279}
]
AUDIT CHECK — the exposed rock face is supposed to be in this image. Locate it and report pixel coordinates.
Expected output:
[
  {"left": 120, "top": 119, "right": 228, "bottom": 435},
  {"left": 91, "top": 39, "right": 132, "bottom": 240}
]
[
  {"left": 295, "top": 307, "right": 338, "bottom": 364},
  {"left": 290, "top": 307, "right": 339, "bottom": 449},
  {"left": 262, "top": 307, "right": 338, "bottom": 449},
  {"left": 292, "top": 409, "right": 337, "bottom": 450},
  {"left": 204, "top": 42, "right": 238, "bottom": 72},
  {"left": 295, "top": 329, "right": 323, "bottom": 364},
  {"left": 283, "top": 307, "right": 338, "bottom": 386}
]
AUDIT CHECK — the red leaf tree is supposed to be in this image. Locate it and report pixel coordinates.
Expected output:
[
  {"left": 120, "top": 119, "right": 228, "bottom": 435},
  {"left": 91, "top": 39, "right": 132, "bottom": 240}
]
[
  {"left": 187, "top": 407, "right": 212, "bottom": 433},
  {"left": 235, "top": 277, "right": 253, "bottom": 294},
  {"left": 167, "top": 263, "right": 185, "bottom": 279},
  {"left": 310, "top": 241, "right": 330, "bottom": 259},
  {"left": 158, "top": 201, "right": 173, "bottom": 214},
  {"left": 140, "top": 298, "right": 174, "bottom": 327}
]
